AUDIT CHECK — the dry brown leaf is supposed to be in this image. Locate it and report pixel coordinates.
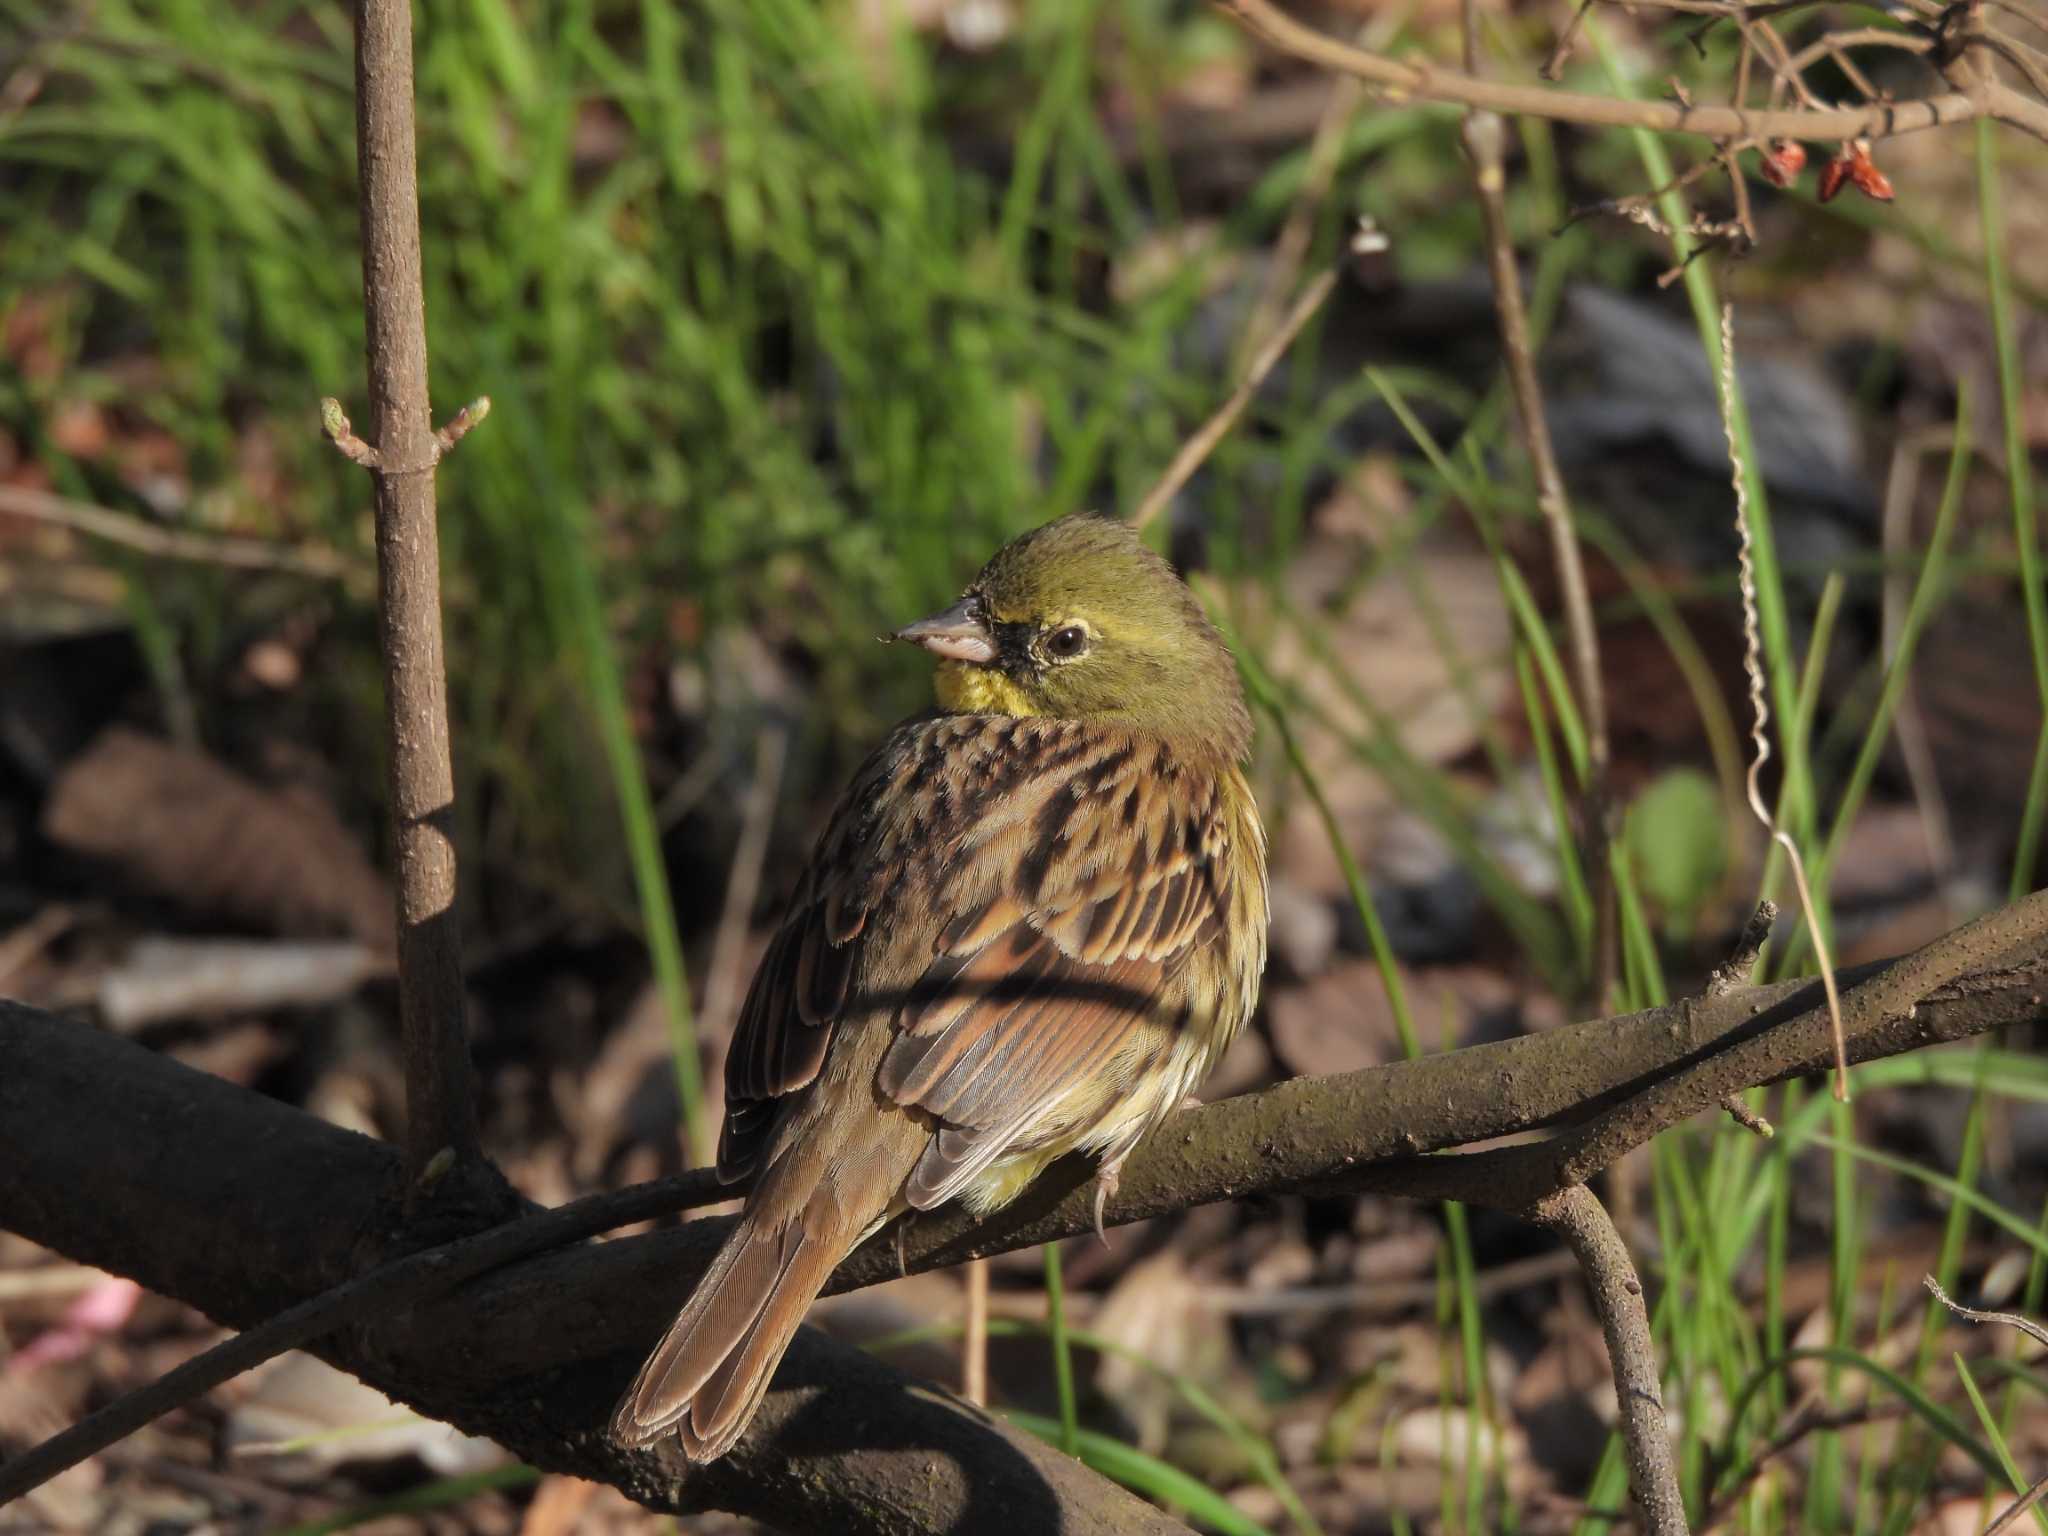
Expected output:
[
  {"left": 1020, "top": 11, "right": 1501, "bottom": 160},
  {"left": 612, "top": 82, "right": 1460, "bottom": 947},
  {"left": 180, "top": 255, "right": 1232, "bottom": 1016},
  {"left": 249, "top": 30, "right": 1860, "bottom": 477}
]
[{"left": 42, "top": 728, "right": 393, "bottom": 949}]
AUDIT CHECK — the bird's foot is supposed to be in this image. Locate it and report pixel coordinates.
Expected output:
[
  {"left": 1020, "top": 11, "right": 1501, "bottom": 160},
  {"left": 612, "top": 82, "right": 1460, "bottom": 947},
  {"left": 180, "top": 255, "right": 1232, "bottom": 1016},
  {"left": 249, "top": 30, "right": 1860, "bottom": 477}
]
[{"left": 1091, "top": 1163, "right": 1121, "bottom": 1249}]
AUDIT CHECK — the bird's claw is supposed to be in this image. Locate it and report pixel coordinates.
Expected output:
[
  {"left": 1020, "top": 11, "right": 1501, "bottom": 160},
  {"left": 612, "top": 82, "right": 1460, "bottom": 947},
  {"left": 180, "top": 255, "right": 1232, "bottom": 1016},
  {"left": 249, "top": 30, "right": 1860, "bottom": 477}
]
[{"left": 1091, "top": 1164, "right": 1120, "bottom": 1249}]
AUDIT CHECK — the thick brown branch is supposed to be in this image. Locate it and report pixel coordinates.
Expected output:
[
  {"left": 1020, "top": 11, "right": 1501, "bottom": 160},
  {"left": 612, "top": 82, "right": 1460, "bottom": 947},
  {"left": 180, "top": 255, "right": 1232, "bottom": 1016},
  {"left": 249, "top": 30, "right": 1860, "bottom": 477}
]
[
  {"left": 1530, "top": 1187, "right": 1686, "bottom": 1536},
  {"left": 2, "top": 894, "right": 2043, "bottom": 1519},
  {"left": 0, "top": 1004, "right": 1190, "bottom": 1535}
]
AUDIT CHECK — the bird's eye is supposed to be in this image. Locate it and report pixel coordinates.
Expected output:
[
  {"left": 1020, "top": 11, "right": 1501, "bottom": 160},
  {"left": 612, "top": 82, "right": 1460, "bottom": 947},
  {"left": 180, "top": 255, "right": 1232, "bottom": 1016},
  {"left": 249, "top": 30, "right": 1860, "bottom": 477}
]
[{"left": 1045, "top": 624, "right": 1090, "bottom": 660}]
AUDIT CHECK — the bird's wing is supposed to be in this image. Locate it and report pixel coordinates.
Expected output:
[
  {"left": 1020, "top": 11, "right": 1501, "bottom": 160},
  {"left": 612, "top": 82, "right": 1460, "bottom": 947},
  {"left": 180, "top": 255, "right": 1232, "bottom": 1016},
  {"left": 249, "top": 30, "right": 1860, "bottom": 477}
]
[
  {"left": 718, "top": 714, "right": 1252, "bottom": 1200},
  {"left": 875, "top": 724, "right": 1243, "bottom": 1209},
  {"left": 715, "top": 717, "right": 938, "bottom": 1180}
]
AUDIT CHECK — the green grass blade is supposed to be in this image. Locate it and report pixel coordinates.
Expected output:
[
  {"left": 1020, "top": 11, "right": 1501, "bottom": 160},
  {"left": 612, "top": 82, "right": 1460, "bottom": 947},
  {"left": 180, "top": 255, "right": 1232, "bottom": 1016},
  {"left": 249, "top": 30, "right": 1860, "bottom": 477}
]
[
  {"left": 1007, "top": 1411, "right": 1278, "bottom": 1536},
  {"left": 1719, "top": 1345, "right": 2006, "bottom": 1487},
  {"left": 1954, "top": 1353, "right": 2048, "bottom": 1535},
  {"left": 1814, "top": 396, "right": 1971, "bottom": 893},
  {"left": 273, "top": 1464, "right": 540, "bottom": 1536},
  {"left": 1977, "top": 117, "right": 2048, "bottom": 895},
  {"left": 1810, "top": 1133, "right": 2047, "bottom": 1265},
  {"left": 1044, "top": 1239, "right": 1081, "bottom": 1458}
]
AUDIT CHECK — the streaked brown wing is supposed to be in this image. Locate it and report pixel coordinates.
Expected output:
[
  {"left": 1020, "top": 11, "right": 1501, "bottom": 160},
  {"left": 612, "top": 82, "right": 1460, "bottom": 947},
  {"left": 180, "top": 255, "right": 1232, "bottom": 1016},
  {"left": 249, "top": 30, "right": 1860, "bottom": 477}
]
[
  {"left": 716, "top": 722, "right": 936, "bottom": 1181},
  {"left": 877, "top": 737, "right": 1232, "bottom": 1208},
  {"left": 717, "top": 713, "right": 1244, "bottom": 1199},
  {"left": 716, "top": 713, "right": 1098, "bottom": 1180}
]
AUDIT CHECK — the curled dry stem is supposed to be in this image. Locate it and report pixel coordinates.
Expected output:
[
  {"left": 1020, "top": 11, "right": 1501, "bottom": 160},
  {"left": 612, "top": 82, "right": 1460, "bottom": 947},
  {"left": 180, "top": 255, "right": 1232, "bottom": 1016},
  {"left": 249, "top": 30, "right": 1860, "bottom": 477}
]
[{"left": 1713, "top": 303, "right": 1850, "bottom": 1102}]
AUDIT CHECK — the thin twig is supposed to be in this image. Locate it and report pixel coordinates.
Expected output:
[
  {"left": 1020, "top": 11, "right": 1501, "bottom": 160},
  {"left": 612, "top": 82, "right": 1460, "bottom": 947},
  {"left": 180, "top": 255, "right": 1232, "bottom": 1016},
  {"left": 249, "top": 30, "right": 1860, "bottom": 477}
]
[
  {"left": 1530, "top": 1186, "right": 1688, "bottom": 1536},
  {"left": 962, "top": 1257, "right": 990, "bottom": 1407},
  {"left": 0, "top": 485, "right": 360, "bottom": 581},
  {"left": 1923, "top": 1276, "right": 2048, "bottom": 1533},
  {"left": 0, "top": 905, "right": 77, "bottom": 991},
  {"left": 338, "top": 0, "right": 486, "bottom": 1193},
  {"left": 1128, "top": 264, "right": 1340, "bottom": 532},
  {"left": 1458, "top": 0, "right": 1615, "bottom": 1013},
  {"left": 1713, "top": 303, "right": 1850, "bottom": 1103},
  {"left": 1232, "top": 5, "right": 1399, "bottom": 372},
  {"left": 1707, "top": 901, "right": 1780, "bottom": 999},
  {"left": 1701, "top": 1399, "right": 1908, "bottom": 1529},
  {"left": 433, "top": 396, "right": 492, "bottom": 457},
  {"left": 1544, "top": 0, "right": 1602, "bottom": 79},
  {"left": 1985, "top": 1471, "right": 2048, "bottom": 1536},
  {"left": 1707, "top": 902, "right": 1781, "bottom": 1135},
  {"left": 1924, "top": 1275, "right": 2048, "bottom": 1352},
  {"left": 1784, "top": 27, "right": 1937, "bottom": 74},
  {"left": 1217, "top": 0, "right": 2020, "bottom": 142},
  {"left": 698, "top": 726, "right": 788, "bottom": 1042},
  {"left": 1721, "top": 32, "right": 1759, "bottom": 252}
]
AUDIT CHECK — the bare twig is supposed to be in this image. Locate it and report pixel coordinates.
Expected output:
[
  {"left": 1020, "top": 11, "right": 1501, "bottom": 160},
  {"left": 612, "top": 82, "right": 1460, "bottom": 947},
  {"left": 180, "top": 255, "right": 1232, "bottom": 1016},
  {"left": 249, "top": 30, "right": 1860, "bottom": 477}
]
[
  {"left": 1924, "top": 1277, "right": 2048, "bottom": 1533},
  {"left": 334, "top": 0, "right": 486, "bottom": 1194},
  {"left": 1702, "top": 1398, "right": 1909, "bottom": 1529},
  {"left": 433, "top": 395, "right": 492, "bottom": 457},
  {"left": 1232, "top": 7, "right": 1396, "bottom": 371},
  {"left": 1458, "top": 0, "right": 1615, "bottom": 1012},
  {"left": 0, "top": 905, "right": 76, "bottom": 990},
  {"left": 698, "top": 726, "right": 789, "bottom": 1045},
  {"left": 1216, "top": 0, "right": 2048, "bottom": 143},
  {"left": 1720, "top": 33, "right": 1759, "bottom": 251},
  {"left": 1708, "top": 901, "right": 1780, "bottom": 997},
  {"left": 1986, "top": 1472, "right": 2048, "bottom": 1536},
  {"left": 0, "top": 485, "right": 360, "bottom": 581},
  {"left": 1924, "top": 1274, "right": 2048, "bottom": 1352},
  {"left": 1128, "top": 263, "right": 1340, "bottom": 532},
  {"left": 1531, "top": 1186, "right": 1688, "bottom": 1536},
  {"left": 1544, "top": 0, "right": 1602, "bottom": 79},
  {"left": 1783, "top": 27, "right": 1936, "bottom": 76},
  {"left": 1710, "top": 905, "right": 1778, "bottom": 1136},
  {"left": 1713, "top": 303, "right": 1850, "bottom": 1102},
  {"left": 1708, "top": 903, "right": 1782, "bottom": 1137},
  {"left": 962, "top": 1257, "right": 990, "bottom": 1407}
]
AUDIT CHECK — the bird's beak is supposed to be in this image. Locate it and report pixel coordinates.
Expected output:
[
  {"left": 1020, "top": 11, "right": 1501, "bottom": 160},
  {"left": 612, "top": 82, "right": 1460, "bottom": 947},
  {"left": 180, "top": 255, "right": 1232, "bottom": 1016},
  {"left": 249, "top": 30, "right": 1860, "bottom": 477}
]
[{"left": 895, "top": 597, "right": 997, "bottom": 665}]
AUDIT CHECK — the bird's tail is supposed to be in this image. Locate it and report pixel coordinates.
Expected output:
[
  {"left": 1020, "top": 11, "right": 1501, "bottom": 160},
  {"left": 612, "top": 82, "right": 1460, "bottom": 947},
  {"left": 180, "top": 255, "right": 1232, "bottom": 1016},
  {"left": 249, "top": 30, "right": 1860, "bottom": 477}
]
[{"left": 610, "top": 1173, "right": 874, "bottom": 1462}]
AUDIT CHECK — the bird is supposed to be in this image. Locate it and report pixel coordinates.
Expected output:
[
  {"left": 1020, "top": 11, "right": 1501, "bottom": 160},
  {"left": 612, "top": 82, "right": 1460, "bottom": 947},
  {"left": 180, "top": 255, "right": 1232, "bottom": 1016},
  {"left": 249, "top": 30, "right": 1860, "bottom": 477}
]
[{"left": 610, "top": 510, "right": 1269, "bottom": 1463}]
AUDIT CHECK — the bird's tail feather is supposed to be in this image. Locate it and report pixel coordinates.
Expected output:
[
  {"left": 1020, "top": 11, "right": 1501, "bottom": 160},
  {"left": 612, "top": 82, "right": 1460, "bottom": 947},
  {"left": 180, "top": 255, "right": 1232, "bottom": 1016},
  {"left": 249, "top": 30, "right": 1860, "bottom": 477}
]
[{"left": 610, "top": 1183, "right": 861, "bottom": 1463}]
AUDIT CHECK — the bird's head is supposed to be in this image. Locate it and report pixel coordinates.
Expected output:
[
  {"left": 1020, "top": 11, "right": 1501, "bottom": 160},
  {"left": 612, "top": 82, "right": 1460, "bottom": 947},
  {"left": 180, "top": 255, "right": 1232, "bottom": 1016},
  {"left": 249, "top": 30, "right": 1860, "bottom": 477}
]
[{"left": 895, "top": 512, "right": 1251, "bottom": 759}]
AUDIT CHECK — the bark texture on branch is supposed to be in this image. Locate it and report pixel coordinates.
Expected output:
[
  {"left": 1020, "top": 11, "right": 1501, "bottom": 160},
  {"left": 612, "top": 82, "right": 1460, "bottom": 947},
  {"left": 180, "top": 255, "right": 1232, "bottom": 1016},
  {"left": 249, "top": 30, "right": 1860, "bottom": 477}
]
[
  {"left": 0, "top": 1003, "right": 1191, "bottom": 1536},
  {"left": 348, "top": 0, "right": 481, "bottom": 1195},
  {"left": 1532, "top": 1187, "right": 1685, "bottom": 1536},
  {"left": 3, "top": 893, "right": 2044, "bottom": 1523}
]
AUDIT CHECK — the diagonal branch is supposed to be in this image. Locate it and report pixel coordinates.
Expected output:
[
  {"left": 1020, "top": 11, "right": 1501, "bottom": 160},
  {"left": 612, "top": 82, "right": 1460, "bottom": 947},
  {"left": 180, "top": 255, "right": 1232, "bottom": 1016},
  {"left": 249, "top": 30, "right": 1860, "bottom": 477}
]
[
  {"left": 0, "top": 1001, "right": 1192, "bottom": 1535},
  {"left": 3, "top": 890, "right": 2044, "bottom": 1519}
]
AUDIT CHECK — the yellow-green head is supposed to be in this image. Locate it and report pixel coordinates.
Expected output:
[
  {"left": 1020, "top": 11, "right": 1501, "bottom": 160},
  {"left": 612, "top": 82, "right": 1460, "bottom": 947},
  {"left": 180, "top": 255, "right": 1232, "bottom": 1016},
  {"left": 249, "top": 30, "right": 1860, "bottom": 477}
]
[{"left": 895, "top": 512, "right": 1252, "bottom": 760}]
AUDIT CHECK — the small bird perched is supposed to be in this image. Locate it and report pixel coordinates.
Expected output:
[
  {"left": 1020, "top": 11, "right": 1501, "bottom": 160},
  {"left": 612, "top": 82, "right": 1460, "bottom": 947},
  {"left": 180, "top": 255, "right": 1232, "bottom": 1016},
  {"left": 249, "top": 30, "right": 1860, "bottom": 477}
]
[{"left": 611, "top": 511, "right": 1269, "bottom": 1463}]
